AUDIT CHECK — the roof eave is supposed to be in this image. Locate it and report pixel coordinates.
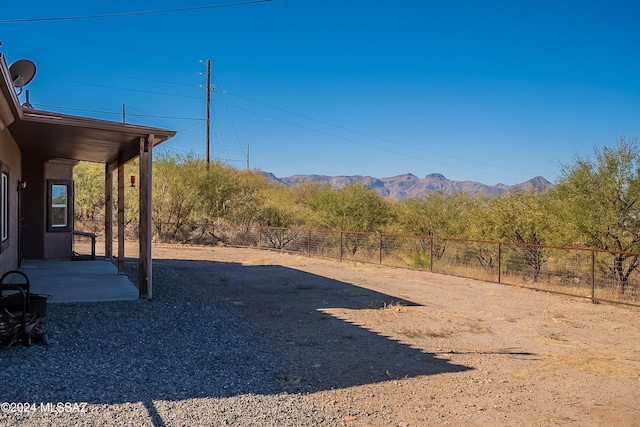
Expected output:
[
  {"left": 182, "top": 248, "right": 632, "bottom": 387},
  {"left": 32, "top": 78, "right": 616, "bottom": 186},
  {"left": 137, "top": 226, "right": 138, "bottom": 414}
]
[{"left": 0, "top": 53, "right": 23, "bottom": 128}]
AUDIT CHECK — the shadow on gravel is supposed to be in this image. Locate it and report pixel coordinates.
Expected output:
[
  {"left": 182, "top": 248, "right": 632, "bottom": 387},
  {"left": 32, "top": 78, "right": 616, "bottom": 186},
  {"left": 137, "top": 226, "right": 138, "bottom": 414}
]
[{"left": 0, "top": 257, "right": 471, "bottom": 410}]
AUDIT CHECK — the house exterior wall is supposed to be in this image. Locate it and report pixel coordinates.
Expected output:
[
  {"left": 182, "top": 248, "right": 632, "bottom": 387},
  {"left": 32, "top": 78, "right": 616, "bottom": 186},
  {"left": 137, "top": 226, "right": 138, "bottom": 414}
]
[
  {"left": 43, "top": 159, "right": 77, "bottom": 260},
  {"left": 22, "top": 157, "right": 77, "bottom": 261},
  {"left": 22, "top": 155, "right": 45, "bottom": 260},
  {"left": 0, "top": 126, "right": 22, "bottom": 277}
]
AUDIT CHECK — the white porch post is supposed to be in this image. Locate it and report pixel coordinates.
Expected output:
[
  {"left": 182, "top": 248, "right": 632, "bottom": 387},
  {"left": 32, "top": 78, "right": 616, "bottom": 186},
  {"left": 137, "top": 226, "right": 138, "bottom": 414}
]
[{"left": 139, "top": 134, "right": 153, "bottom": 299}]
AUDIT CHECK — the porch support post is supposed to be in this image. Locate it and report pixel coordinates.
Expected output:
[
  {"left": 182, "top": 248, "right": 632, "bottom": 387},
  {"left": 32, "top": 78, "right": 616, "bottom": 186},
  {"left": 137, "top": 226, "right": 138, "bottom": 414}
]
[
  {"left": 117, "top": 163, "right": 125, "bottom": 274},
  {"left": 104, "top": 164, "right": 113, "bottom": 260},
  {"left": 139, "top": 134, "right": 153, "bottom": 299}
]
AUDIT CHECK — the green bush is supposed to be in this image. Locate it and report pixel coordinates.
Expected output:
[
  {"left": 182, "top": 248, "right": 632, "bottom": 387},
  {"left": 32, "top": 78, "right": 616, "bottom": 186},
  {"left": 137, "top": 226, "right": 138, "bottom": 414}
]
[{"left": 407, "top": 247, "right": 431, "bottom": 269}]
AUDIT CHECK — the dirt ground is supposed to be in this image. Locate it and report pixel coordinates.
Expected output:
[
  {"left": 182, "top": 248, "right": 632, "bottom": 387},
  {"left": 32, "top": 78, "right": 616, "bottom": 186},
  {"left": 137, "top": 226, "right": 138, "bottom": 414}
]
[{"left": 148, "top": 244, "right": 639, "bottom": 426}]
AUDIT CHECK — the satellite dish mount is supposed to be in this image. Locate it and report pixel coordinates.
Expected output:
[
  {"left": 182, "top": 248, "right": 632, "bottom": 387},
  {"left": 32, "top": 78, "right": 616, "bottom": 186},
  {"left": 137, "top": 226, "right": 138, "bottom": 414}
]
[{"left": 9, "top": 59, "right": 36, "bottom": 97}]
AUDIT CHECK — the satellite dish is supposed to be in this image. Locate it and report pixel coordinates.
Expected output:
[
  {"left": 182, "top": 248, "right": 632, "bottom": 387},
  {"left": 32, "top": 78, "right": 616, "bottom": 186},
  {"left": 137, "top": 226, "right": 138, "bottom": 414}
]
[{"left": 9, "top": 59, "right": 36, "bottom": 94}]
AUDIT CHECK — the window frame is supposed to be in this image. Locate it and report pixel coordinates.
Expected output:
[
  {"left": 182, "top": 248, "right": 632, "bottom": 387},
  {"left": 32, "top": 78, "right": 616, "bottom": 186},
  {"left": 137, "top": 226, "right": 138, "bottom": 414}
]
[
  {"left": 0, "top": 162, "right": 9, "bottom": 252},
  {"left": 47, "top": 179, "right": 73, "bottom": 232}
]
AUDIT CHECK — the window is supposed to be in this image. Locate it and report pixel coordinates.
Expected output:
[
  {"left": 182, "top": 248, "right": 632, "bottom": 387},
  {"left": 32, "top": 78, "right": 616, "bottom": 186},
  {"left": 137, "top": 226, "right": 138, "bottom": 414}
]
[
  {"left": 1, "top": 171, "right": 7, "bottom": 242},
  {"left": 51, "top": 185, "right": 68, "bottom": 227},
  {"left": 0, "top": 161, "right": 9, "bottom": 252},
  {"left": 47, "top": 180, "right": 73, "bottom": 232}
]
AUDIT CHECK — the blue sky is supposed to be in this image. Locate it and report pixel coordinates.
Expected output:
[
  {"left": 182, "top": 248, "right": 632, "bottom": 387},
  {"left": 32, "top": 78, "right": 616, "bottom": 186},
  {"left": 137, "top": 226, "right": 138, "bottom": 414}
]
[{"left": 1, "top": 1, "right": 639, "bottom": 185}]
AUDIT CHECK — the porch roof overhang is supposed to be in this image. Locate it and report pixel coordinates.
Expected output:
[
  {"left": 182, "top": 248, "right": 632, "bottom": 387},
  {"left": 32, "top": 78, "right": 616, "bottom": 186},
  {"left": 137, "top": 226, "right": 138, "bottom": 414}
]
[
  {"left": 0, "top": 52, "right": 172, "bottom": 299},
  {"left": 8, "top": 109, "right": 176, "bottom": 168},
  {"left": 1, "top": 53, "right": 176, "bottom": 166}
]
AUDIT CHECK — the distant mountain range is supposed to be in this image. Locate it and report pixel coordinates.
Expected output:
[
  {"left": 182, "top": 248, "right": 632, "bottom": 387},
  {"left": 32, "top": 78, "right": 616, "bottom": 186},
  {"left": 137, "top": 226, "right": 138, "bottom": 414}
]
[{"left": 262, "top": 172, "right": 554, "bottom": 200}]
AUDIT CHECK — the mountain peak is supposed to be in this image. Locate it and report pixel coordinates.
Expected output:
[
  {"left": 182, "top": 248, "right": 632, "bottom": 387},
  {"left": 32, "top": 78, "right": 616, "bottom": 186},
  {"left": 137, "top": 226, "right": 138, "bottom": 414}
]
[
  {"left": 425, "top": 173, "right": 447, "bottom": 180},
  {"left": 265, "top": 172, "right": 554, "bottom": 199}
]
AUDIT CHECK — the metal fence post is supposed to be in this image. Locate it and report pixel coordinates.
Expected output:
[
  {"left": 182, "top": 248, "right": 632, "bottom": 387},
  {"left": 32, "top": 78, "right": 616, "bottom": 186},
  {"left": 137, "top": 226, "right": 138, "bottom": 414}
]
[
  {"left": 429, "top": 236, "right": 433, "bottom": 272},
  {"left": 498, "top": 243, "right": 502, "bottom": 283},
  {"left": 308, "top": 230, "right": 311, "bottom": 257},
  {"left": 591, "top": 249, "right": 596, "bottom": 302},
  {"left": 280, "top": 228, "right": 284, "bottom": 252},
  {"left": 379, "top": 234, "right": 383, "bottom": 266},
  {"left": 340, "top": 232, "right": 344, "bottom": 262}
]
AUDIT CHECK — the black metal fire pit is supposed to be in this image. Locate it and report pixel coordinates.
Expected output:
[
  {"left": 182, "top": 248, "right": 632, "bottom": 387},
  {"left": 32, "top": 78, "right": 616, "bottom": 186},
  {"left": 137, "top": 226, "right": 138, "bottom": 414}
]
[{"left": 0, "top": 270, "right": 48, "bottom": 346}]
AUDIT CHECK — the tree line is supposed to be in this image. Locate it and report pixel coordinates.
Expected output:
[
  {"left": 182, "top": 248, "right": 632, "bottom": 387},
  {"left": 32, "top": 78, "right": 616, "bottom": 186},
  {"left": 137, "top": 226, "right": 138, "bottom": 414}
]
[{"left": 74, "top": 137, "right": 640, "bottom": 292}]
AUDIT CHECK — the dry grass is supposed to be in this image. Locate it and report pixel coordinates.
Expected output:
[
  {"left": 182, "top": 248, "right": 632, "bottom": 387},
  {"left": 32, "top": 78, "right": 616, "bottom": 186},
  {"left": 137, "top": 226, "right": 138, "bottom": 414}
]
[
  {"left": 393, "top": 319, "right": 490, "bottom": 340},
  {"left": 543, "top": 331, "right": 567, "bottom": 342},
  {"left": 395, "top": 327, "right": 452, "bottom": 338},
  {"left": 552, "top": 354, "right": 639, "bottom": 378}
]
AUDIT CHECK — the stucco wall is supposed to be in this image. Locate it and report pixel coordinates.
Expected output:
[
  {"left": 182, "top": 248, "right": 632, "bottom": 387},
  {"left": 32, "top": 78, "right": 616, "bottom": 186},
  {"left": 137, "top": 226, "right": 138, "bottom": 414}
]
[
  {"left": 43, "top": 159, "right": 77, "bottom": 260},
  {"left": 21, "top": 155, "right": 45, "bottom": 260},
  {"left": 0, "top": 126, "right": 21, "bottom": 276}
]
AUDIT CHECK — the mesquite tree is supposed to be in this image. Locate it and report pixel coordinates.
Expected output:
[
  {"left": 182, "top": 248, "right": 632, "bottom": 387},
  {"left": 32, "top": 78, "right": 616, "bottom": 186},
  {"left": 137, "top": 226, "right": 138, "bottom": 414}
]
[
  {"left": 490, "top": 191, "right": 552, "bottom": 282},
  {"left": 555, "top": 136, "right": 640, "bottom": 293}
]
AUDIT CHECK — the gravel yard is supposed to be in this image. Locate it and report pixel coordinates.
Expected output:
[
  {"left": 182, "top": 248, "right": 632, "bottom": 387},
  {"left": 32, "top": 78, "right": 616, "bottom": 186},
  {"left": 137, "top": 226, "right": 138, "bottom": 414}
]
[{"left": 1, "top": 244, "right": 639, "bottom": 426}]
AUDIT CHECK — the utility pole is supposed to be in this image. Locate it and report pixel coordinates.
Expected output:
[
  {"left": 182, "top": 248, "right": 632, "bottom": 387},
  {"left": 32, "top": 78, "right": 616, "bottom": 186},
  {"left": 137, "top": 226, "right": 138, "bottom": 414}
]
[
  {"left": 122, "top": 103, "right": 126, "bottom": 124},
  {"left": 247, "top": 143, "right": 250, "bottom": 170},
  {"left": 206, "top": 59, "right": 211, "bottom": 169}
]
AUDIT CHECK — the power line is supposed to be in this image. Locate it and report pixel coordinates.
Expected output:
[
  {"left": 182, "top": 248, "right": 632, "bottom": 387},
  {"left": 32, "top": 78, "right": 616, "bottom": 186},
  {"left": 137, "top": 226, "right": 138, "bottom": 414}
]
[
  {"left": 42, "top": 76, "right": 203, "bottom": 100},
  {"left": 224, "top": 102, "right": 522, "bottom": 182},
  {"left": 156, "top": 145, "right": 202, "bottom": 156},
  {"left": 157, "top": 143, "right": 245, "bottom": 167},
  {"left": 4, "top": 40, "right": 200, "bottom": 76},
  {"left": 33, "top": 103, "right": 204, "bottom": 121},
  {"left": 225, "top": 91, "right": 533, "bottom": 177},
  {"left": 211, "top": 67, "right": 246, "bottom": 158},
  {"left": 0, "top": 23, "right": 202, "bottom": 64},
  {"left": 38, "top": 62, "right": 199, "bottom": 89},
  {"left": 0, "top": 0, "right": 275, "bottom": 23}
]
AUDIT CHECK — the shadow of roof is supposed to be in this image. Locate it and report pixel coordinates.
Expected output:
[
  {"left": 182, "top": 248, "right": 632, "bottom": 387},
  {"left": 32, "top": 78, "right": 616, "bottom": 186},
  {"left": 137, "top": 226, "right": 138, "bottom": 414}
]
[{"left": 0, "top": 257, "right": 471, "bottom": 405}]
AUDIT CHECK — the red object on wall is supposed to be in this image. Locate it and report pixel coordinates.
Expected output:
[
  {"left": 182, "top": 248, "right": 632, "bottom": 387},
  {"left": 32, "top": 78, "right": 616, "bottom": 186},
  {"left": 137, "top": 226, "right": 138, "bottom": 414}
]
[{"left": 130, "top": 175, "right": 136, "bottom": 187}]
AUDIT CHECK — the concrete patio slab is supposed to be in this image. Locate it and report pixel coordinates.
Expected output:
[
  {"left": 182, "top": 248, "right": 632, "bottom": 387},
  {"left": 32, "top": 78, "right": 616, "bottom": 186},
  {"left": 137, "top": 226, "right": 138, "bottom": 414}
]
[{"left": 10, "top": 259, "right": 139, "bottom": 303}]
